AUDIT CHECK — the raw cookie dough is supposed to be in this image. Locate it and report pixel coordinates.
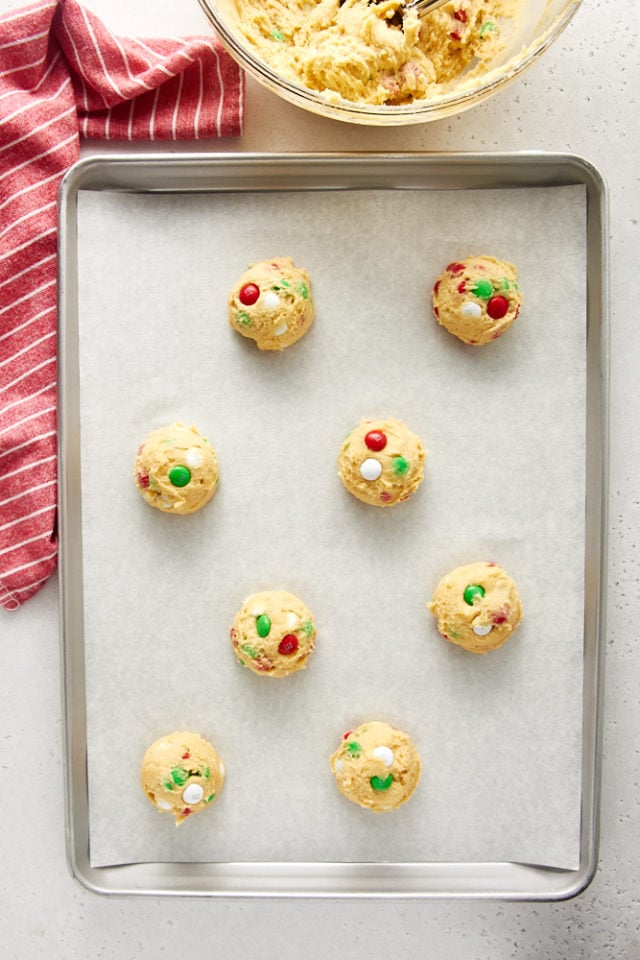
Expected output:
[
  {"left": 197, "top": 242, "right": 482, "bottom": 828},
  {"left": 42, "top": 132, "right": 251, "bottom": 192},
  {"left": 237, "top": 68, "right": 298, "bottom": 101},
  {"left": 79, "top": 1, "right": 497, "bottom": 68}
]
[
  {"left": 134, "top": 422, "right": 219, "bottom": 515},
  {"left": 338, "top": 417, "right": 426, "bottom": 507},
  {"left": 428, "top": 561, "right": 523, "bottom": 653},
  {"left": 329, "top": 721, "right": 422, "bottom": 812},
  {"left": 228, "top": 257, "right": 314, "bottom": 350},
  {"left": 234, "top": 0, "right": 517, "bottom": 106},
  {"left": 140, "top": 731, "right": 225, "bottom": 825},
  {"left": 230, "top": 590, "right": 317, "bottom": 676},
  {"left": 432, "top": 255, "right": 522, "bottom": 345}
]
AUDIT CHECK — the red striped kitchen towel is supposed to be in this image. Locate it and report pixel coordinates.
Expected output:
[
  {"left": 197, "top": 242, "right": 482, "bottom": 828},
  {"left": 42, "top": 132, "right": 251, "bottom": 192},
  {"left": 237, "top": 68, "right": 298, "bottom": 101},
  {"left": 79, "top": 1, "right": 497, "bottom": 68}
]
[{"left": 0, "top": 0, "right": 244, "bottom": 611}]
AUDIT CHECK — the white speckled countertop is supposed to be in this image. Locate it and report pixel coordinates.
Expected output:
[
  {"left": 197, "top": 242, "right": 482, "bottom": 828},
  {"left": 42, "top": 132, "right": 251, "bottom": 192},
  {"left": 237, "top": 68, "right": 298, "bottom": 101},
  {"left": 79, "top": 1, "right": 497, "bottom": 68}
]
[{"left": 1, "top": 1, "right": 638, "bottom": 957}]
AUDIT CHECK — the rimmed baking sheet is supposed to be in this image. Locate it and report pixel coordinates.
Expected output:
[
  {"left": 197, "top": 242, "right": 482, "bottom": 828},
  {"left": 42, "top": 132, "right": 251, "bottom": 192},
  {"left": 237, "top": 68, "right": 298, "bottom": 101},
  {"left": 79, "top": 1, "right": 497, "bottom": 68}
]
[{"left": 58, "top": 152, "right": 607, "bottom": 899}]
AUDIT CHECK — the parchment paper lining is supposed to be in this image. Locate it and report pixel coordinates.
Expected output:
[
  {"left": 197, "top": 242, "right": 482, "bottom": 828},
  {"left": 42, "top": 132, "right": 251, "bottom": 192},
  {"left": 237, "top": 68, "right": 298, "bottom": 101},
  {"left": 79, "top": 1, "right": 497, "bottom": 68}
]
[{"left": 76, "top": 184, "right": 587, "bottom": 869}]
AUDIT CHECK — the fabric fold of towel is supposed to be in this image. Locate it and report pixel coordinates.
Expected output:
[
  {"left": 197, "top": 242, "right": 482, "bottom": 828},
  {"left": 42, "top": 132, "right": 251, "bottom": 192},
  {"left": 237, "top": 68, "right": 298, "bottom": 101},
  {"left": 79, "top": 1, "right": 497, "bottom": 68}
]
[{"left": 0, "top": 0, "right": 244, "bottom": 611}]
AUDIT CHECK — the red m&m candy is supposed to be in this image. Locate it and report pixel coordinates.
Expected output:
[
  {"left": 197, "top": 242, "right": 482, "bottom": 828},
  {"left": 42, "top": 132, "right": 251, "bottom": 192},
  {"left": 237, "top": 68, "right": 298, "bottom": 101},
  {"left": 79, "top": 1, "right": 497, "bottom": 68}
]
[
  {"left": 364, "top": 430, "right": 387, "bottom": 452},
  {"left": 278, "top": 634, "right": 299, "bottom": 656},
  {"left": 239, "top": 283, "right": 260, "bottom": 306},
  {"left": 487, "top": 295, "right": 509, "bottom": 320},
  {"left": 446, "top": 262, "right": 465, "bottom": 276}
]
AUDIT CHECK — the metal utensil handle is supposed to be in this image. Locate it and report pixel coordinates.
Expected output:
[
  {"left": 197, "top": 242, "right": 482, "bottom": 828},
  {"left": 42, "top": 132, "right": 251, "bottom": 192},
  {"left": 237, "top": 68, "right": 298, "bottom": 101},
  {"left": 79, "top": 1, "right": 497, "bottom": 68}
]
[{"left": 404, "top": 0, "right": 450, "bottom": 17}]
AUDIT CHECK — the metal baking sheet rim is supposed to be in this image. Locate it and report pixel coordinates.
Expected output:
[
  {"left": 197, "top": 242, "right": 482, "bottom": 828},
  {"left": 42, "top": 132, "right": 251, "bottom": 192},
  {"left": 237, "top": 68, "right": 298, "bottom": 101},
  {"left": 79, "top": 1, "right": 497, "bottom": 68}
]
[{"left": 57, "top": 151, "right": 609, "bottom": 900}]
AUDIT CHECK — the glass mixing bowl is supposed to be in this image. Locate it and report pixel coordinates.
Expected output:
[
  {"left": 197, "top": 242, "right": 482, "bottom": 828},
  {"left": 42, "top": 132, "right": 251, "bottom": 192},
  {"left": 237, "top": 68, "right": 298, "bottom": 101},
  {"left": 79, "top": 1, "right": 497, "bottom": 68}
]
[{"left": 197, "top": 0, "right": 582, "bottom": 125}]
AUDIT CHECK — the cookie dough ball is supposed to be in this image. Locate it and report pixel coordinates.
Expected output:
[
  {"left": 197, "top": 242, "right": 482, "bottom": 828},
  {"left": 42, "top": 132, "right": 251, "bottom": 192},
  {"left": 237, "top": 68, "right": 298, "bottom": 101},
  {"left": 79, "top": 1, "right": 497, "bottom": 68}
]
[
  {"left": 140, "top": 731, "right": 225, "bottom": 825},
  {"left": 432, "top": 256, "right": 522, "bottom": 345},
  {"left": 134, "top": 422, "right": 219, "bottom": 515},
  {"left": 428, "top": 561, "right": 523, "bottom": 654},
  {"left": 228, "top": 257, "right": 314, "bottom": 350},
  {"left": 329, "top": 721, "right": 422, "bottom": 812},
  {"left": 230, "top": 590, "right": 317, "bottom": 677},
  {"left": 338, "top": 418, "right": 426, "bottom": 507}
]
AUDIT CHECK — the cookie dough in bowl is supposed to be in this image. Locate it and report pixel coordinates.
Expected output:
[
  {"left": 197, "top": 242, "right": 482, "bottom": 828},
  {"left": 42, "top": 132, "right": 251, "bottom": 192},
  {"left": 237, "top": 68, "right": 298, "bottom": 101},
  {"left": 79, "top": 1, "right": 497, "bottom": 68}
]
[
  {"left": 428, "top": 561, "right": 523, "bottom": 653},
  {"left": 140, "top": 731, "right": 225, "bottom": 825},
  {"left": 330, "top": 721, "right": 422, "bottom": 812},
  {"left": 230, "top": 590, "right": 317, "bottom": 676},
  {"left": 134, "top": 422, "right": 219, "bottom": 515},
  {"left": 230, "top": 0, "right": 516, "bottom": 107},
  {"left": 228, "top": 257, "right": 314, "bottom": 350},
  {"left": 432, "top": 255, "right": 522, "bottom": 345},
  {"left": 338, "top": 417, "right": 426, "bottom": 507}
]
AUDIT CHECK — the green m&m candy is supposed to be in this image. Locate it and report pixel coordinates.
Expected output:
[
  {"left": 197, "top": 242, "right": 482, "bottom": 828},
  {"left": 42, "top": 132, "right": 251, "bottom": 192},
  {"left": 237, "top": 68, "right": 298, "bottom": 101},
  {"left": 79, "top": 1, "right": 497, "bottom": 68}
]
[
  {"left": 169, "top": 465, "right": 191, "bottom": 487},
  {"left": 256, "top": 614, "right": 271, "bottom": 638},
  {"left": 392, "top": 455, "right": 409, "bottom": 475},
  {"left": 463, "top": 584, "right": 485, "bottom": 606},
  {"left": 170, "top": 766, "right": 190, "bottom": 786},
  {"left": 471, "top": 278, "right": 494, "bottom": 299},
  {"left": 370, "top": 774, "right": 393, "bottom": 792}
]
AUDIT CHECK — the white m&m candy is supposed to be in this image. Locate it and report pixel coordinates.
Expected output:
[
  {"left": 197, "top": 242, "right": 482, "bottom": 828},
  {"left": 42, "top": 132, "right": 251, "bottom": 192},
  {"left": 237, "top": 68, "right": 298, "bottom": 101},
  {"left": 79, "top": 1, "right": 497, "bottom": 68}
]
[
  {"left": 461, "top": 301, "right": 482, "bottom": 318},
  {"left": 261, "top": 290, "right": 280, "bottom": 311},
  {"left": 372, "top": 745, "right": 395, "bottom": 768},
  {"left": 472, "top": 623, "right": 493, "bottom": 637},
  {"left": 182, "top": 783, "right": 205, "bottom": 805},
  {"left": 359, "top": 458, "right": 383, "bottom": 482}
]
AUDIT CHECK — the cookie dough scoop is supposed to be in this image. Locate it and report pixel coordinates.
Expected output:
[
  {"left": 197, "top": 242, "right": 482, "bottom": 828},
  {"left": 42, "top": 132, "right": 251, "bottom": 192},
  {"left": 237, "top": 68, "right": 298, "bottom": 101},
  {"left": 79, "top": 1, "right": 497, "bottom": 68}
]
[
  {"left": 428, "top": 561, "right": 523, "bottom": 653},
  {"left": 227, "top": 257, "right": 314, "bottom": 350},
  {"left": 140, "top": 731, "right": 225, "bottom": 825},
  {"left": 338, "top": 417, "right": 426, "bottom": 507},
  {"left": 134, "top": 422, "right": 219, "bottom": 515},
  {"left": 432, "top": 255, "right": 522, "bottom": 345},
  {"left": 330, "top": 721, "right": 422, "bottom": 812},
  {"left": 230, "top": 590, "right": 317, "bottom": 677}
]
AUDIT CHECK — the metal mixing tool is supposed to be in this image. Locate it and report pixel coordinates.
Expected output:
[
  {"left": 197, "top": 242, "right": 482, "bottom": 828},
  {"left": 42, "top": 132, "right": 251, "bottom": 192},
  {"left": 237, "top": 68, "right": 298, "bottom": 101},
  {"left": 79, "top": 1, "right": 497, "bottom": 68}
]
[{"left": 404, "top": 0, "right": 450, "bottom": 18}]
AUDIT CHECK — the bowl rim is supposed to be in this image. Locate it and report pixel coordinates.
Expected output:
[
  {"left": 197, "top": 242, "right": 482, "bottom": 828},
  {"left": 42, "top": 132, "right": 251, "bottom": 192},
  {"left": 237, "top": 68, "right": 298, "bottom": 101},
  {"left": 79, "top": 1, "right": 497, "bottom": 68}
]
[{"left": 197, "top": 0, "right": 584, "bottom": 120}]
